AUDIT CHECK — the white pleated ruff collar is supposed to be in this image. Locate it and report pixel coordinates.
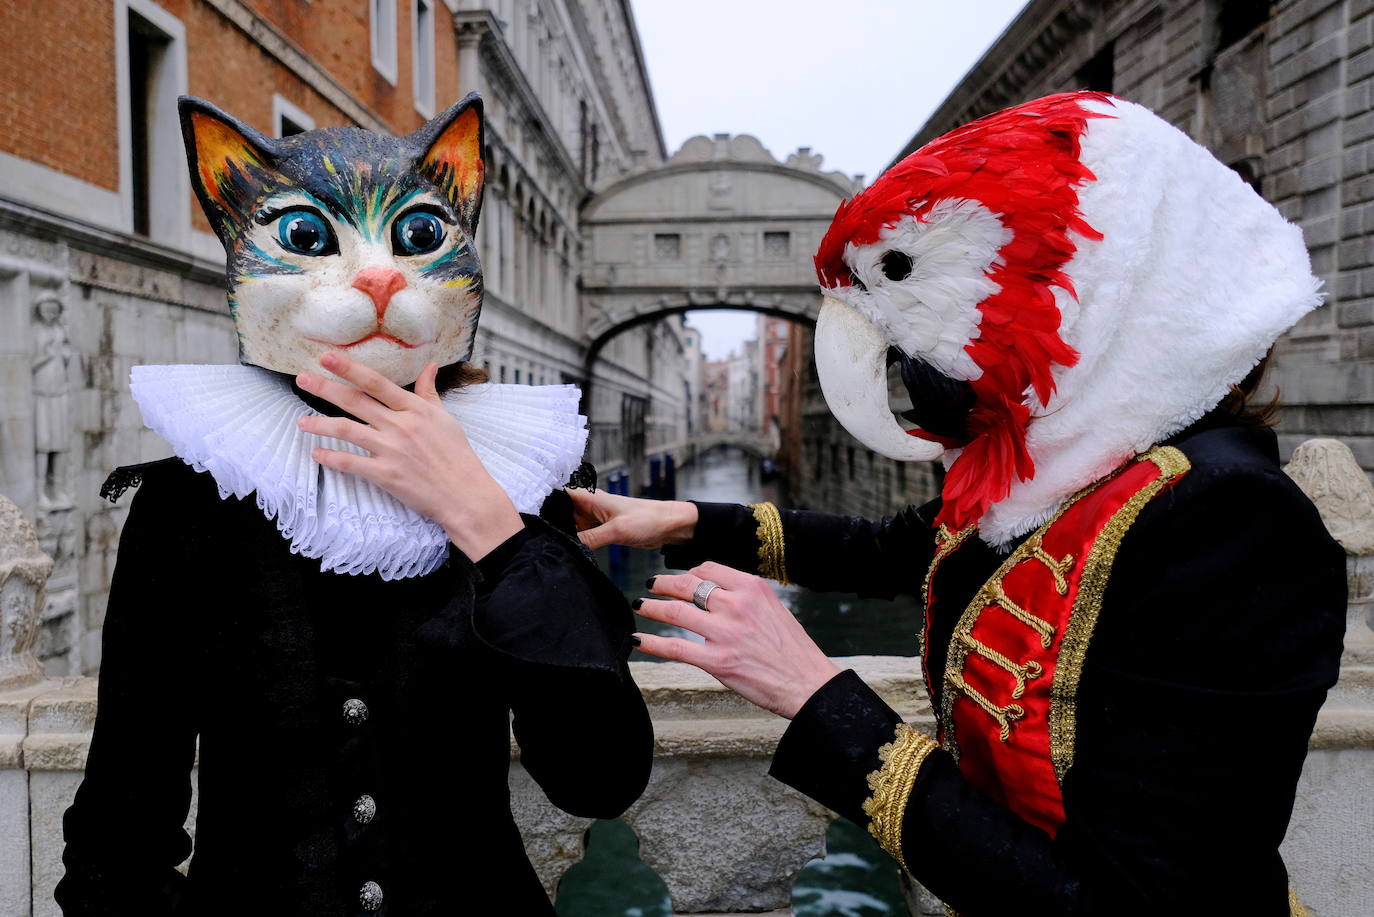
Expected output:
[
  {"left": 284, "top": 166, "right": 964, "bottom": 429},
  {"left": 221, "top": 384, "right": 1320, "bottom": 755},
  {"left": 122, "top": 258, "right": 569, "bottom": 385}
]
[{"left": 130, "top": 364, "right": 589, "bottom": 580}]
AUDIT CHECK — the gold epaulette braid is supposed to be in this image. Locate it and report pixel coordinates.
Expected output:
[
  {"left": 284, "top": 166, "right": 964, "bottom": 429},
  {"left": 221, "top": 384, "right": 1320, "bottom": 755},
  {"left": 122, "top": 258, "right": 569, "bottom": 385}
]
[
  {"left": 862, "top": 722, "right": 940, "bottom": 871},
  {"left": 747, "top": 501, "right": 789, "bottom": 584}
]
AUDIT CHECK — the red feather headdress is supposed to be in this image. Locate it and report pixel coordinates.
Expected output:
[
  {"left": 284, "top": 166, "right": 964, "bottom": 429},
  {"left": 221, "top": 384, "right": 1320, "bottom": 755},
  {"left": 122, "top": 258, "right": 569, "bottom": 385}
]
[{"left": 814, "top": 91, "right": 1115, "bottom": 531}]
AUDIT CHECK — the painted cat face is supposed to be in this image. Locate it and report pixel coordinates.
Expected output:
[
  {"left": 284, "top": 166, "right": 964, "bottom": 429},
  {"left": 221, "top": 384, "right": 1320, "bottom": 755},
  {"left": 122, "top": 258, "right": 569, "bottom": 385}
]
[{"left": 179, "top": 95, "right": 485, "bottom": 385}]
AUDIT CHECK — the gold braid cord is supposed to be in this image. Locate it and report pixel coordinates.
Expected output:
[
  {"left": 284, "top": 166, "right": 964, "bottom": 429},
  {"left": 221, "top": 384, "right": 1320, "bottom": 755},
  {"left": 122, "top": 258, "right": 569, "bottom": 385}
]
[
  {"left": 1048, "top": 445, "right": 1189, "bottom": 781},
  {"left": 748, "top": 501, "right": 790, "bottom": 584},
  {"left": 862, "top": 723, "right": 940, "bottom": 871},
  {"left": 1289, "top": 889, "right": 1310, "bottom": 917}
]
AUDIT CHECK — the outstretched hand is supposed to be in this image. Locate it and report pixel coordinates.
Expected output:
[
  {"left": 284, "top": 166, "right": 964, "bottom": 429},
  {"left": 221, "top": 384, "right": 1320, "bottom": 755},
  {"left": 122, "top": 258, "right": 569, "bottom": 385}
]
[
  {"left": 633, "top": 561, "right": 841, "bottom": 719},
  {"left": 296, "top": 351, "right": 522, "bottom": 561},
  {"left": 567, "top": 487, "right": 699, "bottom": 550}
]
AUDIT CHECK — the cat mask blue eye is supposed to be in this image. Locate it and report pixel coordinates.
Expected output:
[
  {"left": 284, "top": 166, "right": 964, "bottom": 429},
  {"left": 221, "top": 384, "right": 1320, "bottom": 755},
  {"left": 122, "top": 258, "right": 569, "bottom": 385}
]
[
  {"left": 274, "top": 210, "right": 337, "bottom": 256},
  {"left": 393, "top": 211, "right": 446, "bottom": 256}
]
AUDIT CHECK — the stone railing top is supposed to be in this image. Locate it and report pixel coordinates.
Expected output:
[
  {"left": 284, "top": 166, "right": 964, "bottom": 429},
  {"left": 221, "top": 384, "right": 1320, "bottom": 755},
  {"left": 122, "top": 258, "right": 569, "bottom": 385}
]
[
  {"left": 630, "top": 655, "right": 933, "bottom": 761},
  {"left": 3, "top": 652, "right": 1367, "bottom": 776},
  {"left": 631, "top": 655, "right": 929, "bottom": 720}
]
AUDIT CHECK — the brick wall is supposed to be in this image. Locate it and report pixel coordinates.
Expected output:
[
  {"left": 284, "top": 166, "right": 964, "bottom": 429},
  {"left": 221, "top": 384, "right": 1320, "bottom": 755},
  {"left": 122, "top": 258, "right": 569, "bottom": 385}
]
[
  {"left": 0, "top": 0, "right": 467, "bottom": 232},
  {"left": 0, "top": 0, "right": 120, "bottom": 190}
]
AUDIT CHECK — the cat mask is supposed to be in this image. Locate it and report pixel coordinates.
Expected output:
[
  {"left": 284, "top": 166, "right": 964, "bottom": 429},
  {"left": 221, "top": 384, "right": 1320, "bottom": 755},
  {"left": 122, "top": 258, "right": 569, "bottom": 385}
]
[{"left": 179, "top": 94, "right": 485, "bottom": 386}]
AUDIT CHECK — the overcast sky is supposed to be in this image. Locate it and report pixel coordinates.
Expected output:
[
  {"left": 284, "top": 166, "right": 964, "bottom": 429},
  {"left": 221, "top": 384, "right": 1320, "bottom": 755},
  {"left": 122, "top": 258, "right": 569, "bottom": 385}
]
[{"left": 630, "top": 0, "right": 1030, "bottom": 359}]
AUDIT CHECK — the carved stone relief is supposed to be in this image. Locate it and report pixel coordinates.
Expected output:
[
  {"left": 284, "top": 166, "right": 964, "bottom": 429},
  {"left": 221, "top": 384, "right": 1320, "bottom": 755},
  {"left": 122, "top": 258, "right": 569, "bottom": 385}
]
[
  {"left": 1284, "top": 438, "right": 1374, "bottom": 556},
  {"left": 0, "top": 492, "right": 53, "bottom": 689},
  {"left": 708, "top": 171, "right": 733, "bottom": 210}
]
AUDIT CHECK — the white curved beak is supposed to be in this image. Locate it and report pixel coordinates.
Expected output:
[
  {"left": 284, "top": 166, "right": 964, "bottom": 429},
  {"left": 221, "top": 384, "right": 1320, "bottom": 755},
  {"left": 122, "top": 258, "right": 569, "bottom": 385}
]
[{"left": 814, "top": 295, "right": 945, "bottom": 463}]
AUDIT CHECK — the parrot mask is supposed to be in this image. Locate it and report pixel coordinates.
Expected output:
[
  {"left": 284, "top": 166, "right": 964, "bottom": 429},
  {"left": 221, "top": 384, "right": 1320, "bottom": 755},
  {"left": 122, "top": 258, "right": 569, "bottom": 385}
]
[{"left": 813, "top": 92, "right": 1321, "bottom": 546}]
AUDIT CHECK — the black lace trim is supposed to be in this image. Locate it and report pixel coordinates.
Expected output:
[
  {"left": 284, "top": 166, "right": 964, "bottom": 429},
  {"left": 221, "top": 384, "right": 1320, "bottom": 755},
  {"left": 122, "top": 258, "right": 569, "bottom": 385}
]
[
  {"left": 566, "top": 461, "right": 598, "bottom": 492},
  {"left": 99, "top": 460, "right": 170, "bottom": 504}
]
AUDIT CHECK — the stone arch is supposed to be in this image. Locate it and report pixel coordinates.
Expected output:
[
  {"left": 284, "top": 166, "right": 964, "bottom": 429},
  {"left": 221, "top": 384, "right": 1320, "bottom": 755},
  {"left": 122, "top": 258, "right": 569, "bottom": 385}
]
[
  {"left": 579, "top": 293, "right": 818, "bottom": 412},
  {"left": 576, "top": 133, "right": 858, "bottom": 420}
]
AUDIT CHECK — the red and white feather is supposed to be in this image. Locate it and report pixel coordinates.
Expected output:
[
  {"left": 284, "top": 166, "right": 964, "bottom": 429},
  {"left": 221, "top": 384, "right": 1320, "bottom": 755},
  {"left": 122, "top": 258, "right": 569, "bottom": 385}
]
[{"left": 815, "top": 91, "right": 1322, "bottom": 545}]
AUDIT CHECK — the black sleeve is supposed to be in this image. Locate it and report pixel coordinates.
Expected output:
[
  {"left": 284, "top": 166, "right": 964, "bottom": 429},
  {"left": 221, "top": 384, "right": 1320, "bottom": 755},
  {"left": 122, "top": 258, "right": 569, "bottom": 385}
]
[
  {"left": 662, "top": 500, "right": 939, "bottom": 598},
  {"left": 770, "top": 468, "right": 1346, "bottom": 916},
  {"left": 466, "top": 498, "right": 652, "bottom": 819},
  {"left": 56, "top": 468, "right": 199, "bottom": 915}
]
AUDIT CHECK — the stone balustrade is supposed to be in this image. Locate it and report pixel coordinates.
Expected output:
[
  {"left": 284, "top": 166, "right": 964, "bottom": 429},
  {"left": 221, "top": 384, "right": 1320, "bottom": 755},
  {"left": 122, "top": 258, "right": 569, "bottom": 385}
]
[{"left": 1, "top": 438, "right": 1372, "bottom": 915}]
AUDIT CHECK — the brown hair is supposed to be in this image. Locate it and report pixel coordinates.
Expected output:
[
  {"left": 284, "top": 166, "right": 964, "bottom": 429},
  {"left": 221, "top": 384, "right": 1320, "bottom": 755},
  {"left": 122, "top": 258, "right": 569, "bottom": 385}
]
[
  {"left": 1215, "top": 347, "right": 1280, "bottom": 428},
  {"left": 435, "top": 361, "right": 490, "bottom": 394}
]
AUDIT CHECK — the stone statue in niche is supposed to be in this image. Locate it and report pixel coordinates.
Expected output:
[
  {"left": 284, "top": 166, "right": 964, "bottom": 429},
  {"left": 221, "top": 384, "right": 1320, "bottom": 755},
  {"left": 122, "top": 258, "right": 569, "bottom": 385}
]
[{"left": 32, "top": 291, "right": 76, "bottom": 511}]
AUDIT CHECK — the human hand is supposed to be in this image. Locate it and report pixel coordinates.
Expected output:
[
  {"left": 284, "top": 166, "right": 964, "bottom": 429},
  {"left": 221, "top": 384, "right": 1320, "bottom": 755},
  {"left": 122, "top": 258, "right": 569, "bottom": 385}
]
[
  {"left": 296, "top": 351, "right": 522, "bottom": 561},
  {"left": 632, "top": 561, "right": 841, "bottom": 719},
  {"left": 567, "top": 487, "right": 698, "bottom": 550}
]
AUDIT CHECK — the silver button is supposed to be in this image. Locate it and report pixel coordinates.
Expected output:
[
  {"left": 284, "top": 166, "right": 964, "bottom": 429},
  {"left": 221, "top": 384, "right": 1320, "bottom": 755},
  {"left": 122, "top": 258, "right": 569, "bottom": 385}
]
[
  {"left": 342, "top": 698, "right": 369, "bottom": 726},
  {"left": 359, "top": 880, "right": 383, "bottom": 911},
  {"left": 352, "top": 794, "right": 376, "bottom": 825}
]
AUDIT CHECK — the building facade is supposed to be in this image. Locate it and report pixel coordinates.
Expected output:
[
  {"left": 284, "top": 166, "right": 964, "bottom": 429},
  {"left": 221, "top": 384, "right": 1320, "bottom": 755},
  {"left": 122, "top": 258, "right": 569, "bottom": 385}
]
[
  {"left": 895, "top": 0, "right": 1374, "bottom": 470},
  {"left": 0, "top": 0, "right": 681, "bottom": 675},
  {"left": 757, "top": 314, "right": 790, "bottom": 448}
]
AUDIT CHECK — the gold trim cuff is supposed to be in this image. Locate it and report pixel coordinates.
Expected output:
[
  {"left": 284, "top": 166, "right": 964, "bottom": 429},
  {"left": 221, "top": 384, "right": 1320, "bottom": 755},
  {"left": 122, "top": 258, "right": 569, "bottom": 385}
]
[
  {"left": 862, "top": 722, "right": 940, "bottom": 871},
  {"left": 747, "top": 501, "right": 789, "bottom": 584}
]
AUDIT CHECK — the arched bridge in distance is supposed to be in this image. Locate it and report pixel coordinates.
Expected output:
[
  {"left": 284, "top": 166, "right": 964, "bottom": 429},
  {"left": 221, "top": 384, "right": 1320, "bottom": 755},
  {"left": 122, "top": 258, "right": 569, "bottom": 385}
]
[{"left": 577, "top": 133, "right": 863, "bottom": 410}]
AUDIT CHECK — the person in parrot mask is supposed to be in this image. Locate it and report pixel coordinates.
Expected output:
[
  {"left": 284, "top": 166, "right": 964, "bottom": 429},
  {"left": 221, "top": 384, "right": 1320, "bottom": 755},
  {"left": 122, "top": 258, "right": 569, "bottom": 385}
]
[{"left": 570, "top": 92, "right": 1345, "bottom": 916}]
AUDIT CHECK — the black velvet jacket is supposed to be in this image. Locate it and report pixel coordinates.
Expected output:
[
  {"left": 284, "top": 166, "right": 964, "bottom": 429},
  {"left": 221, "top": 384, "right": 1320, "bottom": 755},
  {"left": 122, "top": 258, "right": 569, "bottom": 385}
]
[
  {"left": 665, "top": 423, "right": 1347, "bottom": 916},
  {"left": 57, "top": 459, "right": 652, "bottom": 916}
]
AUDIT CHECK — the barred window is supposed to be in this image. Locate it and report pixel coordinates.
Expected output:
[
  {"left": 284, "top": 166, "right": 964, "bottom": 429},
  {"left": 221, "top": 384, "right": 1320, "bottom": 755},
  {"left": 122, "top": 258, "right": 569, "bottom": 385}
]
[
  {"left": 654, "top": 233, "right": 682, "bottom": 260},
  {"left": 763, "top": 231, "right": 790, "bottom": 258}
]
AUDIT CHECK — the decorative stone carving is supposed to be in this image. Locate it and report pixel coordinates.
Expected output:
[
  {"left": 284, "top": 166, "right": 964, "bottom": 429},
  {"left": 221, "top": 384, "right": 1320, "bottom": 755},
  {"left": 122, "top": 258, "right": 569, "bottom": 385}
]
[
  {"left": 786, "top": 147, "right": 824, "bottom": 171},
  {"left": 708, "top": 171, "right": 734, "bottom": 210},
  {"left": 0, "top": 493, "right": 53, "bottom": 690},
  {"left": 1283, "top": 438, "right": 1374, "bottom": 556},
  {"left": 32, "top": 292, "right": 75, "bottom": 513}
]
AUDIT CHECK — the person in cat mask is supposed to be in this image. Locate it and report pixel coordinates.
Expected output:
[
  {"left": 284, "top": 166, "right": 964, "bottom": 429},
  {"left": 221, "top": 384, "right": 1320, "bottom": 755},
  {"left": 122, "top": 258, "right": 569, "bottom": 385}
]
[
  {"left": 570, "top": 93, "right": 1346, "bottom": 915},
  {"left": 56, "top": 94, "right": 651, "bottom": 916}
]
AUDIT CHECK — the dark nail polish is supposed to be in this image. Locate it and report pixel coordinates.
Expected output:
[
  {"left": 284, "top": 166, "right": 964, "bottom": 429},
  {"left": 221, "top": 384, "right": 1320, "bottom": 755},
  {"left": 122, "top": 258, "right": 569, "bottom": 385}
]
[
  {"left": 632, "top": 598, "right": 644, "bottom": 610},
  {"left": 645, "top": 576, "right": 657, "bottom": 591},
  {"left": 629, "top": 635, "right": 642, "bottom": 647}
]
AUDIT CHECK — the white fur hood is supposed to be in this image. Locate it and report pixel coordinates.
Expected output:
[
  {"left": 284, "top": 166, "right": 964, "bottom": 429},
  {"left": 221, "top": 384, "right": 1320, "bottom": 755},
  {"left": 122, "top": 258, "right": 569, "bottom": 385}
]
[{"left": 976, "top": 97, "right": 1321, "bottom": 545}]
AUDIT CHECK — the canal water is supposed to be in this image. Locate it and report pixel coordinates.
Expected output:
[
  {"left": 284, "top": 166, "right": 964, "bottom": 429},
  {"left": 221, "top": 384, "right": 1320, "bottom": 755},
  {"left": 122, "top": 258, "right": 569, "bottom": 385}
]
[{"left": 555, "top": 447, "right": 920, "bottom": 917}]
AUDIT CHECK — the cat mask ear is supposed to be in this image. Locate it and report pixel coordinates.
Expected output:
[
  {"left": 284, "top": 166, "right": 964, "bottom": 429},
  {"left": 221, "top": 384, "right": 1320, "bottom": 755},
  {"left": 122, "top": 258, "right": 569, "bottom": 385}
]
[
  {"left": 412, "top": 93, "right": 485, "bottom": 237},
  {"left": 178, "top": 96, "right": 283, "bottom": 242}
]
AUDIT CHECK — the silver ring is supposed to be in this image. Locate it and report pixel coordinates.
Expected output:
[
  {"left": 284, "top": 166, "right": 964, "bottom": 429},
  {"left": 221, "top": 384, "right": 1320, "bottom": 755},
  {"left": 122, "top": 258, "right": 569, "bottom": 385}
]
[{"left": 692, "top": 580, "right": 720, "bottom": 612}]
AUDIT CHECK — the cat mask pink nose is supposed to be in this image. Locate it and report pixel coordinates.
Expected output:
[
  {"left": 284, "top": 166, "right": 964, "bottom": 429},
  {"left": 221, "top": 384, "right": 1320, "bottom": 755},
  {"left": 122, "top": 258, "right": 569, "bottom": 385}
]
[{"left": 353, "top": 267, "right": 408, "bottom": 321}]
